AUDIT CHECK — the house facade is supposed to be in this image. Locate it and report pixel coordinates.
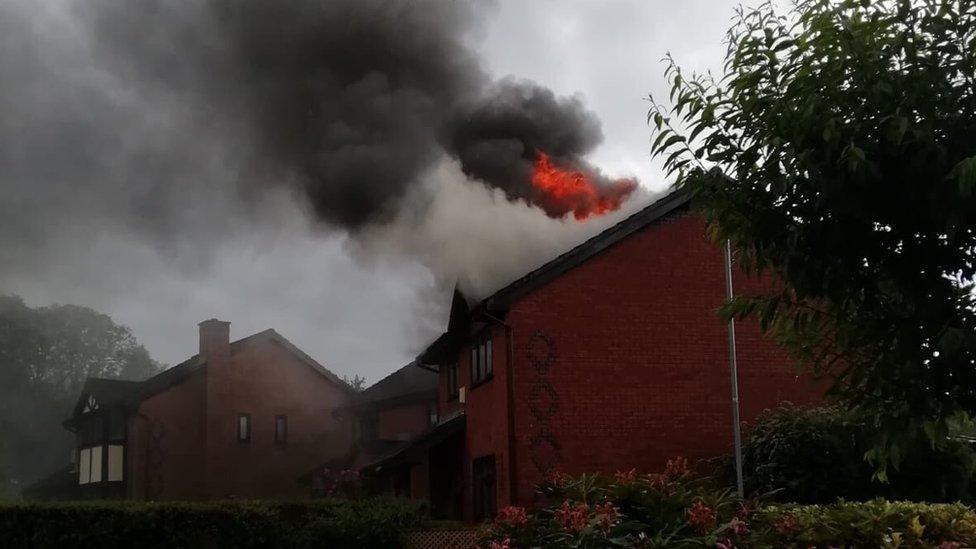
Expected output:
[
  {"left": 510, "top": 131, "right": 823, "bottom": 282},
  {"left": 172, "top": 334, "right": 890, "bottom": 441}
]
[
  {"left": 57, "top": 320, "right": 355, "bottom": 500},
  {"left": 303, "top": 362, "right": 440, "bottom": 500},
  {"left": 363, "top": 190, "right": 822, "bottom": 521}
]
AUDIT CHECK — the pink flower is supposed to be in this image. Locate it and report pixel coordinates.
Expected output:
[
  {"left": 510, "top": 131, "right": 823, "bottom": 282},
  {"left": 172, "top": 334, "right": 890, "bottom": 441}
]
[
  {"left": 716, "top": 538, "right": 734, "bottom": 549},
  {"left": 729, "top": 517, "right": 749, "bottom": 536},
  {"left": 489, "top": 537, "right": 511, "bottom": 549},
  {"left": 495, "top": 506, "right": 528, "bottom": 528},
  {"left": 938, "top": 543, "right": 962, "bottom": 549},
  {"left": 736, "top": 502, "right": 751, "bottom": 520},
  {"left": 613, "top": 468, "right": 637, "bottom": 484},
  {"left": 688, "top": 499, "right": 716, "bottom": 534},
  {"left": 664, "top": 456, "right": 689, "bottom": 479},
  {"left": 545, "top": 469, "right": 566, "bottom": 486},
  {"left": 773, "top": 514, "right": 799, "bottom": 536},
  {"left": 594, "top": 501, "right": 620, "bottom": 531},
  {"left": 555, "top": 500, "right": 590, "bottom": 533}
]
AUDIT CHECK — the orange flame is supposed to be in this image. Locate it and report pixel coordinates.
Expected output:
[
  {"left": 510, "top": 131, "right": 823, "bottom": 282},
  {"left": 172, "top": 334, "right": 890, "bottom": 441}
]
[{"left": 531, "top": 151, "right": 637, "bottom": 221}]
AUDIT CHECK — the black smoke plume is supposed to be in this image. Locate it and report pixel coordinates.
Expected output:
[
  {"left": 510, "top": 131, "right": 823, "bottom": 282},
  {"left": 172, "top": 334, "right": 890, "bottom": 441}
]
[
  {"left": 0, "top": 0, "right": 640, "bottom": 284},
  {"left": 217, "top": 0, "right": 624, "bottom": 225}
]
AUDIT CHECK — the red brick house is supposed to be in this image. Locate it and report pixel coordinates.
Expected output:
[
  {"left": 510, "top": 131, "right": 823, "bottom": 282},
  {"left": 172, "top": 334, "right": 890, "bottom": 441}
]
[
  {"left": 51, "top": 320, "right": 355, "bottom": 500},
  {"left": 363, "top": 190, "right": 821, "bottom": 521},
  {"left": 303, "top": 362, "right": 439, "bottom": 499}
]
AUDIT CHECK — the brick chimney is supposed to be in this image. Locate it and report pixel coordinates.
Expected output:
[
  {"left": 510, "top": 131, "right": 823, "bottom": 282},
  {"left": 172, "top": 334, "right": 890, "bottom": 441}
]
[{"left": 198, "top": 318, "right": 230, "bottom": 363}]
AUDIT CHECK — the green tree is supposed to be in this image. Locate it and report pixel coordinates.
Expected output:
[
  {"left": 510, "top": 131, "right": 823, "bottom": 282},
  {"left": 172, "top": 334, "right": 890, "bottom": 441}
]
[
  {"left": 0, "top": 295, "right": 162, "bottom": 496},
  {"left": 648, "top": 0, "right": 976, "bottom": 476},
  {"left": 342, "top": 374, "right": 368, "bottom": 392}
]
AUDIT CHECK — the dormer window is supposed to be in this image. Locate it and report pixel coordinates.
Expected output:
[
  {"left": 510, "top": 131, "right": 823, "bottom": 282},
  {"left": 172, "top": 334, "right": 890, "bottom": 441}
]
[{"left": 82, "top": 394, "right": 99, "bottom": 414}]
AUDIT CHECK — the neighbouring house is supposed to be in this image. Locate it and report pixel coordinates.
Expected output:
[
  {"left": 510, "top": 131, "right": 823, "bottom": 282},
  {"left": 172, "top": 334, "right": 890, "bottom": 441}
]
[
  {"left": 27, "top": 320, "right": 355, "bottom": 501},
  {"left": 361, "top": 189, "right": 822, "bottom": 521},
  {"left": 302, "top": 362, "right": 439, "bottom": 500}
]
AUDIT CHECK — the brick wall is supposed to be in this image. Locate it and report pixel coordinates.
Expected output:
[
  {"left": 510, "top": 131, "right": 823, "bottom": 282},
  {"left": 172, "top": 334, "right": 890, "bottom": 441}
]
[
  {"left": 457, "top": 323, "right": 513, "bottom": 519},
  {"left": 377, "top": 401, "right": 431, "bottom": 442},
  {"left": 127, "top": 328, "right": 354, "bottom": 500},
  {"left": 204, "top": 336, "right": 353, "bottom": 499},
  {"left": 503, "top": 210, "right": 821, "bottom": 505},
  {"left": 128, "top": 370, "right": 207, "bottom": 500}
]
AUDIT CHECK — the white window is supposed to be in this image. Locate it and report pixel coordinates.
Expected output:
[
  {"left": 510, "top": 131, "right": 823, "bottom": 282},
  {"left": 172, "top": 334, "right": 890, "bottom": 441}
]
[
  {"left": 78, "top": 445, "right": 109, "bottom": 484},
  {"left": 79, "top": 447, "right": 91, "bottom": 485},
  {"left": 107, "top": 444, "right": 124, "bottom": 482},
  {"left": 90, "top": 445, "right": 103, "bottom": 483},
  {"left": 238, "top": 414, "right": 251, "bottom": 442}
]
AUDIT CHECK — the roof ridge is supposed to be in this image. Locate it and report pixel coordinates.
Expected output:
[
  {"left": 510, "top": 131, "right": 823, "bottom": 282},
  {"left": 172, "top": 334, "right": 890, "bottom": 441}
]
[
  {"left": 362, "top": 361, "right": 413, "bottom": 392},
  {"left": 482, "top": 187, "right": 690, "bottom": 309},
  {"left": 264, "top": 329, "right": 357, "bottom": 394}
]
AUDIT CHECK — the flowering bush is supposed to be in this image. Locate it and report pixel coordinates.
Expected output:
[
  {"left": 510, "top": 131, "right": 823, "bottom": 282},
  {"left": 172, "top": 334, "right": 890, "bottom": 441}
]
[
  {"left": 312, "top": 468, "right": 363, "bottom": 499},
  {"left": 481, "top": 458, "right": 976, "bottom": 548},
  {"left": 483, "top": 458, "right": 748, "bottom": 548}
]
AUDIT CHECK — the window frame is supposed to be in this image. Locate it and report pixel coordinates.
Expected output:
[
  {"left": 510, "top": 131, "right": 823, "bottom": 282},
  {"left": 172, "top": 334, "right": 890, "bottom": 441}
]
[
  {"left": 469, "top": 332, "right": 494, "bottom": 388},
  {"left": 79, "top": 447, "right": 91, "bottom": 485},
  {"left": 446, "top": 362, "right": 459, "bottom": 400},
  {"left": 275, "top": 414, "right": 288, "bottom": 446},
  {"left": 237, "top": 413, "right": 251, "bottom": 443},
  {"left": 107, "top": 444, "right": 125, "bottom": 482},
  {"left": 428, "top": 402, "right": 439, "bottom": 427}
]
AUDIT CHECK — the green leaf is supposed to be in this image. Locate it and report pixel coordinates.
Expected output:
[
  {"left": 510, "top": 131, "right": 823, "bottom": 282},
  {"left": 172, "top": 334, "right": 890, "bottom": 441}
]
[{"left": 948, "top": 156, "right": 976, "bottom": 196}]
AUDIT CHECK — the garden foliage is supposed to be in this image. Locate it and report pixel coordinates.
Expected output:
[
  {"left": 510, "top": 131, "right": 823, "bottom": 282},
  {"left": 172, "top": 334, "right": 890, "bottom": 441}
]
[
  {"left": 481, "top": 459, "right": 976, "bottom": 548},
  {"left": 0, "top": 497, "right": 426, "bottom": 549},
  {"left": 742, "top": 405, "right": 976, "bottom": 504},
  {"left": 646, "top": 0, "right": 976, "bottom": 474}
]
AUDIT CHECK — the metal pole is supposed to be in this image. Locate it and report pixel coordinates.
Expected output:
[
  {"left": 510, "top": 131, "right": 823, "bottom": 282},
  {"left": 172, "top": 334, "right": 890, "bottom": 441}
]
[{"left": 724, "top": 239, "right": 744, "bottom": 498}]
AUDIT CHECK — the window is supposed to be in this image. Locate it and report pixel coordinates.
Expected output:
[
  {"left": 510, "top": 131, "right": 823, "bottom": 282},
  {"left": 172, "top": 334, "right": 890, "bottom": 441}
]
[
  {"left": 90, "top": 445, "right": 103, "bottom": 482},
  {"left": 470, "top": 334, "right": 493, "bottom": 386},
  {"left": 79, "top": 446, "right": 103, "bottom": 485},
  {"left": 107, "top": 444, "right": 124, "bottom": 482},
  {"left": 447, "top": 363, "right": 459, "bottom": 399},
  {"left": 275, "top": 415, "right": 287, "bottom": 445},
  {"left": 79, "top": 448, "right": 91, "bottom": 485},
  {"left": 428, "top": 402, "right": 439, "bottom": 427},
  {"left": 237, "top": 413, "right": 251, "bottom": 443},
  {"left": 472, "top": 455, "right": 497, "bottom": 521}
]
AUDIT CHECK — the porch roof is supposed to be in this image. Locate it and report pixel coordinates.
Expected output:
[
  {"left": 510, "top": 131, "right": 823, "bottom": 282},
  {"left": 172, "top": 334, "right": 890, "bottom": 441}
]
[{"left": 360, "top": 412, "right": 465, "bottom": 473}]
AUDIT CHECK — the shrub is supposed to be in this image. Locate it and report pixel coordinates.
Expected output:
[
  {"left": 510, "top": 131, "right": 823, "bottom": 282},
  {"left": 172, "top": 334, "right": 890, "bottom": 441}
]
[
  {"left": 482, "top": 462, "right": 976, "bottom": 548},
  {"left": 741, "top": 405, "right": 976, "bottom": 504},
  {"left": 483, "top": 458, "right": 751, "bottom": 548},
  {"left": 0, "top": 497, "right": 426, "bottom": 549},
  {"left": 750, "top": 500, "right": 976, "bottom": 549}
]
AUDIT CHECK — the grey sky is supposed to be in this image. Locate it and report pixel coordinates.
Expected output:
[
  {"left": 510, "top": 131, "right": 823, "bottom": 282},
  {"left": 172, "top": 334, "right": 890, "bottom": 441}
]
[{"left": 1, "top": 1, "right": 747, "bottom": 383}]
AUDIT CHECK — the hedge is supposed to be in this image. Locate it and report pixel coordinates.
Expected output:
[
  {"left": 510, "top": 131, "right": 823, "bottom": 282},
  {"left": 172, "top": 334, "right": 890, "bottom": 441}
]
[{"left": 0, "top": 498, "right": 427, "bottom": 549}]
